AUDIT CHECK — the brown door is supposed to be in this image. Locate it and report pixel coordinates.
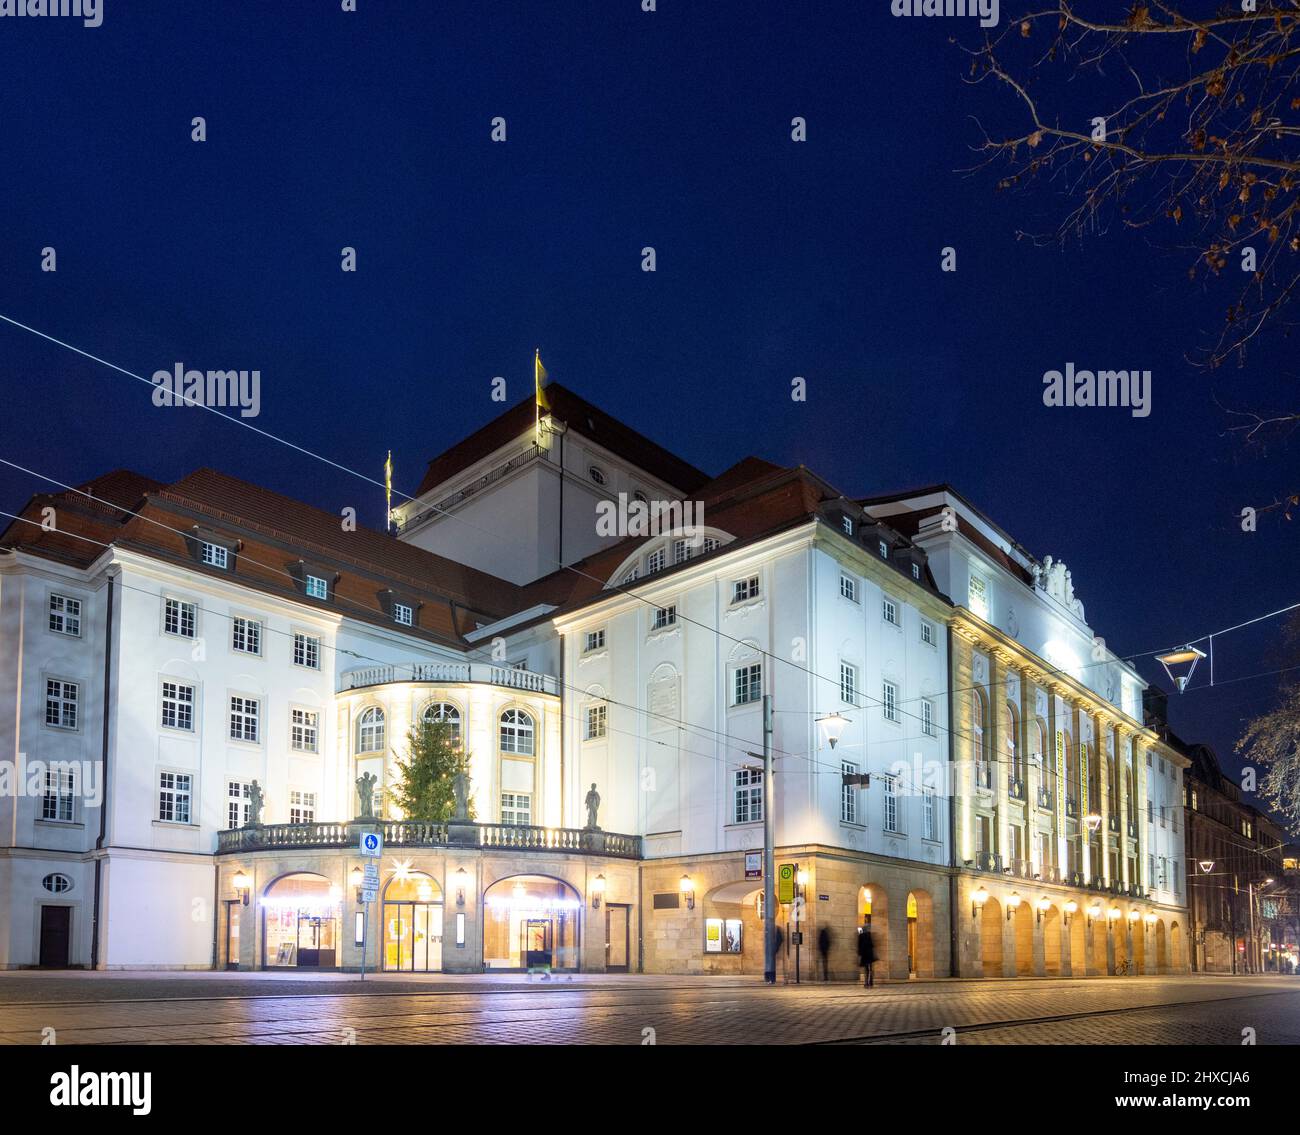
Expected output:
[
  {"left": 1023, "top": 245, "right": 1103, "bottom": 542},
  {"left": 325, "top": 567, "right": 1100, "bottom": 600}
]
[
  {"left": 605, "top": 904, "right": 630, "bottom": 972},
  {"left": 39, "top": 906, "right": 71, "bottom": 968}
]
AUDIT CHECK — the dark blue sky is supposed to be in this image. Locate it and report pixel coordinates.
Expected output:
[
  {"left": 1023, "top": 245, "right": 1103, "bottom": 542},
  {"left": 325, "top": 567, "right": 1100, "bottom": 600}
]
[{"left": 1, "top": 2, "right": 1295, "bottom": 813}]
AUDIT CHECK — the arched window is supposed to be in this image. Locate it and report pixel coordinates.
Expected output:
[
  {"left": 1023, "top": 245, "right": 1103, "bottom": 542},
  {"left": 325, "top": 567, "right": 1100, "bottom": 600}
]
[
  {"left": 357, "top": 706, "right": 385, "bottom": 753},
  {"left": 971, "top": 689, "right": 988, "bottom": 786},
  {"left": 500, "top": 708, "right": 535, "bottom": 755},
  {"left": 422, "top": 702, "right": 462, "bottom": 749},
  {"left": 1002, "top": 702, "right": 1021, "bottom": 781}
]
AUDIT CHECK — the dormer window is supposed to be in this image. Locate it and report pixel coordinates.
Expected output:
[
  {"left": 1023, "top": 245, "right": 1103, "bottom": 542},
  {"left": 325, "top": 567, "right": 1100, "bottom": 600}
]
[
  {"left": 200, "top": 542, "right": 228, "bottom": 569},
  {"left": 304, "top": 574, "right": 329, "bottom": 600},
  {"left": 393, "top": 602, "right": 414, "bottom": 627},
  {"left": 878, "top": 540, "right": 888, "bottom": 559},
  {"left": 589, "top": 465, "right": 607, "bottom": 486},
  {"left": 647, "top": 547, "right": 666, "bottom": 575},
  {"left": 841, "top": 516, "right": 854, "bottom": 536},
  {"left": 911, "top": 563, "right": 921, "bottom": 581}
]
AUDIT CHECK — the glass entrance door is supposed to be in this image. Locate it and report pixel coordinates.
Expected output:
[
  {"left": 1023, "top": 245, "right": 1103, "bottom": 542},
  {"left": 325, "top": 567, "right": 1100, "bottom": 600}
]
[
  {"left": 606, "top": 904, "right": 630, "bottom": 972},
  {"left": 523, "top": 919, "right": 552, "bottom": 969},
  {"left": 384, "top": 902, "right": 444, "bottom": 972},
  {"left": 297, "top": 913, "right": 337, "bottom": 968}
]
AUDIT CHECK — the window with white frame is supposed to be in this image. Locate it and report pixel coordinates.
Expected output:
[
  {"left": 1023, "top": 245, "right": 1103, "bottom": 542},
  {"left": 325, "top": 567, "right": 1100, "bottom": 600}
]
[
  {"left": 733, "top": 662, "right": 762, "bottom": 705},
  {"left": 45, "top": 679, "right": 78, "bottom": 729},
  {"left": 584, "top": 702, "right": 607, "bottom": 740},
  {"left": 840, "top": 661, "right": 857, "bottom": 704},
  {"left": 911, "top": 563, "right": 921, "bottom": 580},
  {"left": 673, "top": 538, "right": 693, "bottom": 565},
  {"left": 733, "top": 768, "right": 763, "bottom": 823},
  {"left": 227, "top": 780, "right": 250, "bottom": 829},
  {"left": 499, "top": 708, "right": 535, "bottom": 755},
  {"left": 293, "top": 631, "right": 321, "bottom": 669},
  {"left": 922, "top": 697, "right": 936, "bottom": 737},
  {"left": 199, "top": 541, "right": 228, "bottom": 569},
  {"left": 159, "top": 771, "right": 193, "bottom": 824},
  {"left": 841, "top": 760, "right": 858, "bottom": 823},
  {"left": 421, "top": 701, "right": 461, "bottom": 748},
  {"left": 501, "top": 792, "right": 532, "bottom": 825},
  {"left": 882, "top": 597, "right": 899, "bottom": 626},
  {"left": 290, "top": 790, "right": 316, "bottom": 824},
  {"left": 702, "top": 536, "right": 719, "bottom": 554},
  {"left": 840, "top": 574, "right": 857, "bottom": 602},
  {"left": 393, "top": 602, "right": 414, "bottom": 627},
  {"left": 164, "top": 597, "right": 196, "bottom": 638},
  {"left": 651, "top": 604, "right": 677, "bottom": 631},
  {"left": 229, "top": 696, "right": 260, "bottom": 743},
  {"left": 882, "top": 774, "right": 899, "bottom": 833},
  {"left": 161, "top": 680, "right": 195, "bottom": 731},
  {"left": 42, "top": 767, "right": 75, "bottom": 822},
  {"left": 646, "top": 548, "right": 666, "bottom": 575},
  {"left": 882, "top": 680, "right": 899, "bottom": 723},
  {"left": 49, "top": 593, "right": 81, "bottom": 636},
  {"left": 841, "top": 516, "right": 854, "bottom": 535},
  {"left": 878, "top": 539, "right": 888, "bottom": 559},
  {"left": 291, "top": 707, "right": 319, "bottom": 753},
  {"left": 732, "top": 576, "right": 760, "bottom": 603},
  {"left": 231, "top": 616, "right": 262, "bottom": 656},
  {"left": 304, "top": 574, "right": 329, "bottom": 600},
  {"left": 923, "top": 787, "right": 936, "bottom": 840},
  {"left": 357, "top": 706, "right": 385, "bottom": 753},
  {"left": 583, "top": 628, "right": 606, "bottom": 653},
  {"left": 920, "top": 620, "right": 935, "bottom": 647}
]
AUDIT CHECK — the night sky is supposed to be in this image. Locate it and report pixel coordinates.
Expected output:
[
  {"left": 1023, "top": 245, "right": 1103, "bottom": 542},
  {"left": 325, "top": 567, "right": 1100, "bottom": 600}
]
[{"left": 1, "top": 3, "right": 1295, "bottom": 815}]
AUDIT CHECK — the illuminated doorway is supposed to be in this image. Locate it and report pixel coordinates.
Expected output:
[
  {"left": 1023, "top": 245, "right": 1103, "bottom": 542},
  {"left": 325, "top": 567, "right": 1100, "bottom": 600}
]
[
  {"left": 383, "top": 871, "right": 443, "bottom": 972},
  {"left": 483, "top": 875, "right": 581, "bottom": 971},
  {"left": 263, "top": 873, "right": 340, "bottom": 969},
  {"left": 907, "top": 893, "right": 918, "bottom": 978}
]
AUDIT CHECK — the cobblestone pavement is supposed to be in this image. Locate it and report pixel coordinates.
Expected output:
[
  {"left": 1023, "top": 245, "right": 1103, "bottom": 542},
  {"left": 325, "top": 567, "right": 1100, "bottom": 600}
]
[{"left": 0, "top": 971, "right": 1295, "bottom": 1045}]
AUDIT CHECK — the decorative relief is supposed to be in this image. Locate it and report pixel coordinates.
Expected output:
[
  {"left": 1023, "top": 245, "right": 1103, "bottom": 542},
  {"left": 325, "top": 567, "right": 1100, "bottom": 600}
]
[{"left": 1031, "top": 555, "right": 1087, "bottom": 622}]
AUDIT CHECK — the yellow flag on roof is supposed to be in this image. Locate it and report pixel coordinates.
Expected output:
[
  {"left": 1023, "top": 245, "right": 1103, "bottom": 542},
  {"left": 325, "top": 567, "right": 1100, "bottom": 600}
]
[
  {"left": 384, "top": 450, "right": 393, "bottom": 532},
  {"left": 534, "top": 349, "right": 550, "bottom": 443}
]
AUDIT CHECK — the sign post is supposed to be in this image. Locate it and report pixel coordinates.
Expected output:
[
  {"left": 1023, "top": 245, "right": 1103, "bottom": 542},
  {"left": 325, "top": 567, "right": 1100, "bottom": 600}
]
[{"left": 358, "top": 832, "right": 382, "bottom": 981}]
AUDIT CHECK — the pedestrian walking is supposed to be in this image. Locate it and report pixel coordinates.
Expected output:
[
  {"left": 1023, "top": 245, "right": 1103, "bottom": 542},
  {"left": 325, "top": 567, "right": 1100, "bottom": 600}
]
[
  {"left": 857, "top": 926, "right": 876, "bottom": 987},
  {"left": 817, "top": 926, "right": 832, "bottom": 981}
]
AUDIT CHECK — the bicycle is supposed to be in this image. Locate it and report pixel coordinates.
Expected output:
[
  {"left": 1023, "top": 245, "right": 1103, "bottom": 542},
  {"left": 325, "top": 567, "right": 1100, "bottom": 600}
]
[{"left": 1115, "top": 959, "right": 1129, "bottom": 976}]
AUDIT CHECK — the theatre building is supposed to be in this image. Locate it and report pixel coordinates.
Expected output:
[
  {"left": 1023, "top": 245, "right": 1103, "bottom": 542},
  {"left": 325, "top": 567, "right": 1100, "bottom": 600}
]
[{"left": 0, "top": 384, "right": 1192, "bottom": 977}]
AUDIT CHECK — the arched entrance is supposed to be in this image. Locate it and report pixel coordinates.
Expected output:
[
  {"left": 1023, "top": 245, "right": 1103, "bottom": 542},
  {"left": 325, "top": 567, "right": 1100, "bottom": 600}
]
[
  {"left": 1069, "top": 907, "right": 1087, "bottom": 975},
  {"left": 1013, "top": 899, "right": 1034, "bottom": 975},
  {"left": 1171, "top": 922, "right": 1183, "bottom": 971},
  {"left": 702, "top": 880, "right": 762, "bottom": 975},
  {"left": 1042, "top": 905, "right": 1063, "bottom": 976},
  {"left": 980, "top": 896, "right": 1003, "bottom": 977},
  {"left": 1156, "top": 920, "right": 1169, "bottom": 973},
  {"left": 484, "top": 875, "right": 580, "bottom": 971},
  {"left": 1112, "top": 915, "right": 1129, "bottom": 973},
  {"left": 262, "top": 873, "right": 340, "bottom": 969},
  {"left": 907, "top": 891, "right": 935, "bottom": 978},
  {"left": 861, "top": 885, "right": 888, "bottom": 980},
  {"left": 1131, "top": 915, "right": 1146, "bottom": 973},
  {"left": 383, "top": 871, "right": 443, "bottom": 972}
]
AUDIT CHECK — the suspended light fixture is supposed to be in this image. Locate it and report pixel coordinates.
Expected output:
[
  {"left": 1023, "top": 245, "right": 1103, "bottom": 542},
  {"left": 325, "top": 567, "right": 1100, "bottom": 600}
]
[
  {"left": 817, "top": 712, "right": 849, "bottom": 749},
  {"left": 1155, "top": 644, "right": 1206, "bottom": 692}
]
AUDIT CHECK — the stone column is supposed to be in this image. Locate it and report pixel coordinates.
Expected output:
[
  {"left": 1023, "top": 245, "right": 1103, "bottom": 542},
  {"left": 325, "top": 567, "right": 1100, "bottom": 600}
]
[
  {"left": 951, "top": 632, "right": 976, "bottom": 864},
  {"left": 988, "top": 652, "right": 1008, "bottom": 866},
  {"left": 1070, "top": 699, "right": 1087, "bottom": 880}
]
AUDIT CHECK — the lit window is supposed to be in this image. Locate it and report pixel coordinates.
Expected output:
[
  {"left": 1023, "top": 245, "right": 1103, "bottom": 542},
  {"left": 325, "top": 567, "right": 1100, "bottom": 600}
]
[
  {"left": 501, "top": 792, "right": 532, "bottom": 826},
  {"left": 421, "top": 702, "right": 461, "bottom": 748},
  {"left": 357, "top": 706, "right": 385, "bottom": 753},
  {"left": 164, "top": 597, "right": 196, "bottom": 638},
  {"left": 45, "top": 679, "right": 78, "bottom": 729},
  {"left": 841, "top": 516, "right": 854, "bottom": 535},
  {"left": 289, "top": 790, "right": 316, "bottom": 824},
  {"left": 227, "top": 781, "right": 250, "bottom": 829},
  {"left": 229, "top": 696, "right": 260, "bottom": 743},
  {"left": 733, "top": 768, "right": 763, "bottom": 823},
  {"left": 840, "top": 575, "right": 858, "bottom": 603},
  {"left": 583, "top": 629, "right": 606, "bottom": 653},
  {"left": 304, "top": 574, "right": 329, "bottom": 600},
  {"left": 49, "top": 594, "right": 82, "bottom": 637},
  {"left": 585, "top": 703, "right": 607, "bottom": 740},
  {"left": 911, "top": 563, "right": 921, "bottom": 580},
  {"left": 161, "top": 681, "right": 195, "bottom": 731},
  {"left": 878, "top": 539, "right": 888, "bottom": 559},
  {"left": 291, "top": 707, "right": 319, "bottom": 753},
  {"left": 499, "top": 708, "right": 535, "bottom": 755},
  {"left": 733, "top": 663, "right": 762, "bottom": 705},
  {"left": 159, "top": 771, "right": 193, "bottom": 824},
  {"left": 231, "top": 616, "right": 262, "bottom": 655},
  {"left": 293, "top": 632, "right": 320, "bottom": 669},
  {"left": 200, "top": 542, "right": 228, "bottom": 569},
  {"left": 732, "top": 576, "right": 760, "bottom": 604},
  {"left": 393, "top": 602, "right": 414, "bottom": 626},
  {"left": 651, "top": 605, "right": 677, "bottom": 631}
]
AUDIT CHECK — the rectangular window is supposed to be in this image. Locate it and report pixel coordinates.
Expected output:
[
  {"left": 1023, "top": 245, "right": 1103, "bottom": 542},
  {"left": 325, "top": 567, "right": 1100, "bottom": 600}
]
[
  {"left": 911, "top": 563, "right": 921, "bottom": 580},
  {"left": 672, "top": 538, "right": 693, "bottom": 565},
  {"left": 161, "top": 681, "right": 195, "bottom": 731},
  {"left": 733, "top": 768, "right": 763, "bottom": 823},
  {"left": 229, "top": 695, "right": 260, "bottom": 743},
  {"left": 878, "top": 539, "right": 888, "bottom": 559},
  {"left": 500, "top": 792, "right": 532, "bottom": 826},
  {"left": 702, "top": 537, "right": 718, "bottom": 554},
  {"left": 922, "top": 697, "right": 936, "bottom": 737},
  {"left": 49, "top": 593, "right": 82, "bottom": 637},
  {"left": 646, "top": 548, "right": 666, "bottom": 575},
  {"left": 45, "top": 679, "right": 78, "bottom": 729},
  {"left": 200, "top": 542, "right": 228, "bottom": 569},
  {"left": 231, "top": 616, "right": 262, "bottom": 656},
  {"left": 733, "top": 663, "right": 762, "bottom": 705},
  {"left": 839, "top": 661, "right": 857, "bottom": 705},
  {"left": 393, "top": 602, "right": 414, "bottom": 626},
  {"left": 293, "top": 632, "right": 320, "bottom": 669},
  {"left": 841, "top": 760, "right": 858, "bottom": 824},
  {"left": 882, "top": 597, "right": 898, "bottom": 626},
  {"left": 159, "top": 771, "right": 193, "bottom": 824},
  {"left": 227, "top": 780, "right": 250, "bottom": 829},
  {"left": 882, "top": 680, "right": 898, "bottom": 723},
  {"left": 921, "top": 620, "right": 935, "bottom": 646},
  {"left": 841, "top": 516, "right": 854, "bottom": 535},
  {"left": 923, "top": 787, "right": 936, "bottom": 840},
  {"left": 291, "top": 707, "right": 319, "bottom": 753},
  {"left": 583, "top": 628, "right": 606, "bottom": 653},
  {"left": 840, "top": 574, "right": 857, "bottom": 602},
  {"left": 42, "top": 767, "right": 75, "bottom": 822},
  {"left": 651, "top": 605, "right": 677, "bottom": 631},
  {"left": 732, "top": 576, "right": 760, "bottom": 604},
  {"left": 163, "top": 597, "right": 196, "bottom": 638},
  {"left": 304, "top": 574, "right": 329, "bottom": 600},
  {"left": 584, "top": 703, "right": 607, "bottom": 740},
  {"left": 289, "top": 790, "right": 316, "bottom": 824},
  {"left": 882, "top": 775, "right": 898, "bottom": 833},
  {"left": 1147, "top": 799, "right": 1153, "bottom": 823}
]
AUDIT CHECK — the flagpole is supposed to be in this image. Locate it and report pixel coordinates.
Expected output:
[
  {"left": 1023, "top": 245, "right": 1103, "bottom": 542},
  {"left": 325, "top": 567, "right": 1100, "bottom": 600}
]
[
  {"left": 385, "top": 450, "right": 393, "bottom": 533},
  {"left": 534, "top": 347, "right": 541, "bottom": 448}
]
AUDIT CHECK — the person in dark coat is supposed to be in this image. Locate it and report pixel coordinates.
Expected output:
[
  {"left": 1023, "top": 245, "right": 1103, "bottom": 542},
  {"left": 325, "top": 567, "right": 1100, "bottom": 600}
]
[
  {"left": 817, "top": 926, "right": 832, "bottom": 981},
  {"left": 857, "top": 927, "right": 876, "bottom": 987}
]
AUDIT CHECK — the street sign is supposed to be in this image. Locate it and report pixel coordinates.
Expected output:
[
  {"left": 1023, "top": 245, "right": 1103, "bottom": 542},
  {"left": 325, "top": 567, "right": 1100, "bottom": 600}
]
[
  {"left": 777, "top": 863, "right": 796, "bottom": 904},
  {"left": 363, "top": 864, "right": 379, "bottom": 887},
  {"left": 360, "top": 888, "right": 378, "bottom": 904},
  {"left": 359, "top": 831, "right": 382, "bottom": 857},
  {"left": 745, "top": 852, "right": 762, "bottom": 879}
]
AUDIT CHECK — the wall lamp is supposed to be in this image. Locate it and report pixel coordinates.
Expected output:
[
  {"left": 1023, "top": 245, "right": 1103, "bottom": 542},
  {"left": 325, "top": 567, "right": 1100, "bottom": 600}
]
[
  {"left": 232, "top": 870, "right": 250, "bottom": 907},
  {"left": 680, "top": 874, "right": 695, "bottom": 910},
  {"left": 349, "top": 865, "right": 364, "bottom": 904},
  {"left": 455, "top": 866, "right": 467, "bottom": 908},
  {"left": 1006, "top": 892, "right": 1022, "bottom": 922},
  {"left": 1107, "top": 905, "right": 1122, "bottom": 922},
  {"left": 1063, "top": 900, "right": 1078, "bottom": 926},
  {"left": 1144, "top": 912, "right": 1158, "bottom": 928},
  {"left": 591, "top": 873, "right": 606, "bottom": 910},
  {"left": 1086, "top": 902, "right": 1102, "bottom": 927},
  {"left": 971, "top": 885, "right": 989, "bottom": 919},
  {"left": 1035, "top": 897, "right": 1051, "bottom": 924},
  {"left": 1127, "top": 909, "right": 1140, "bottom": 925}
]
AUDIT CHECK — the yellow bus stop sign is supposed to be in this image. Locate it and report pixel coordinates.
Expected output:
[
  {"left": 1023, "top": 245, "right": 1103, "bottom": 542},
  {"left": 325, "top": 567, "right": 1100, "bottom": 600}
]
[{"left": 777, "top": 863, "right": 796, "bottom": 904}]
